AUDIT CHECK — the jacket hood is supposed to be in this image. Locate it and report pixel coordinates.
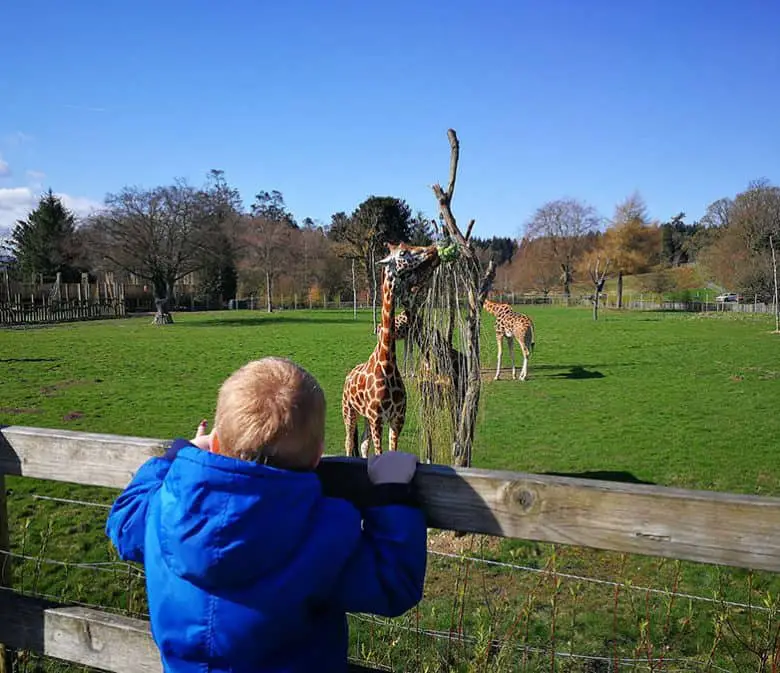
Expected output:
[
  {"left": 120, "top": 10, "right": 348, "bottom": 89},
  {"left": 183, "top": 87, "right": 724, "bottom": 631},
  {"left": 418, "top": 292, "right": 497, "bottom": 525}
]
[{"left": 155, "top": 442, "right": 322, "bottom": 589}]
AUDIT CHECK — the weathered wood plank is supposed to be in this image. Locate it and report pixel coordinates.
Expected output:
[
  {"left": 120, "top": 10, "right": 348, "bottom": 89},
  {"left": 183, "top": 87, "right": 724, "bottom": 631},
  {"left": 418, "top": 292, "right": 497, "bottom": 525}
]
[
  {"left": 318, "top": 457, "right": 780, "bottom": 572},
  {"left": 0, "top": 425, "right": 167, "bottom": 490},
  {"left": 0, "top": 593, "right": 383, "bottom": 673},
  {"left": 0, "top": 593, "right": 161, "bottom": 673},
  {"left": 4, "top": 425, "right": 780, "bottom": 571}
]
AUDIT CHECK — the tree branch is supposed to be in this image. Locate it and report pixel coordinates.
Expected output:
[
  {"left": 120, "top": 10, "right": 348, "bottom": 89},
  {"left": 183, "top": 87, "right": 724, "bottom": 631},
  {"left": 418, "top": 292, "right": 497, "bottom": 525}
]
[
  {"left": 478, "top": 259, "right": 497, "bottom": 304},
  {"left": 431, "top": 129, "right": 474, "bottom": 253},
  {"left": 445, "top": 128, "right": 460, "bottom": 199},
  {"left": 464, "top": 219, "right": 475, "bottom": 242}
]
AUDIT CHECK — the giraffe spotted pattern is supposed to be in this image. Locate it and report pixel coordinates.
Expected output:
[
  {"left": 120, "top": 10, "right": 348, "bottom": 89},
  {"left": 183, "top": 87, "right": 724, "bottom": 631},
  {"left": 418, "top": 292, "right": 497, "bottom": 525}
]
[
  {"left": 374, "top": 310, "right": 410, "bottom": 341},
  {"left": 343, "top": 242, "right": 440, "bottom": 457},
  {"left": 483, "top": 299, "right": 536, "bottom": 381}
]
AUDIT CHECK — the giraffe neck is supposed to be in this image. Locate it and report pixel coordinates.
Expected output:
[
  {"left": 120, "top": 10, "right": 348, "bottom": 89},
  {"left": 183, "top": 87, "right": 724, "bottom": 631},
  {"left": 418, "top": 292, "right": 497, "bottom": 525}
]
[{"left": 377, "top": 269, "right": 396, "bottom": 364}]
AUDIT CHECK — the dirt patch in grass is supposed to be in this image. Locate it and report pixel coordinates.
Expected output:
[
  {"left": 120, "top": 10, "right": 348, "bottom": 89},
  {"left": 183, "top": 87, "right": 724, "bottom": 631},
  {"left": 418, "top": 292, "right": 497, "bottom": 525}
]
[
  {"left": 0, "top": 406, "right": 43, "bottom": 415},
  {"left": 427, "top": 530, "right": 502, "bottom": 557}
]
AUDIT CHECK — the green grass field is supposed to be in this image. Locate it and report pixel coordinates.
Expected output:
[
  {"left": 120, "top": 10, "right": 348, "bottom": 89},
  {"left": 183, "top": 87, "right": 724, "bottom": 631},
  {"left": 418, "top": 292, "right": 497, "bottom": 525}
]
[{"left": 2, "top": 306, "right": 780, "bottom": 671}]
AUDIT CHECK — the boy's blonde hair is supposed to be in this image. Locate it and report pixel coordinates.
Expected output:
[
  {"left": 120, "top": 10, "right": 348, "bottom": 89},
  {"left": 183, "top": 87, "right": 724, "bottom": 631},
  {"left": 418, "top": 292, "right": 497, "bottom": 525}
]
[{"left": 214, "top": 357, "right": 325, "bottom": 469}]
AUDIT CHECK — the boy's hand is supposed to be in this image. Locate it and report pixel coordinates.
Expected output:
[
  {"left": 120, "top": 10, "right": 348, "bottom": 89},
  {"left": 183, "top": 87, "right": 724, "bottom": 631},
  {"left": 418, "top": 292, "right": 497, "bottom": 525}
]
[
  {"left": 367, "top": 451, "right": 418, "bottom": 485},
  {"left": 163, "top": 420, "right": 212, "bottom": 461},
  {"left": 190, "top": 420, "right": 213, "bottom": 451}
]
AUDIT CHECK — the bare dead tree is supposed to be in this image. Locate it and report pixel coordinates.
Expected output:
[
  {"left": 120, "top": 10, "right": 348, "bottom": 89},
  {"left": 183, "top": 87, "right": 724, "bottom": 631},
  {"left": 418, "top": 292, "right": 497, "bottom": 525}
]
[
  {"left": 91, "top": 182, "right": 221, "bottom": 325},
  {"left": 588, "top": 256, "right": 610, "bottom": 321},
  {"left": 430, "top": 129, "right": 496, "bottom": 467},
  {"left": 525, "top": 198, "right": 601, "bottom": 300},
  {"left": 239, "top": 215, "right": 292, "bottom": 313}
]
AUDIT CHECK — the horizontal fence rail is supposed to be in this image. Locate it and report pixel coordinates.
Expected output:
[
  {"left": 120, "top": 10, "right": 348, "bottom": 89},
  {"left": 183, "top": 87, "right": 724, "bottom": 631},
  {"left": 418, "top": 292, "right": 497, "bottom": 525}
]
[
  {"left": 3, "top": 425, "right": 780, "bottom": 571},
  {"left": 3, "top": 425, "right": 780, "bottom": 673},
  {"left": 0, "top": 593, "right": 377, "bottom": 673}
]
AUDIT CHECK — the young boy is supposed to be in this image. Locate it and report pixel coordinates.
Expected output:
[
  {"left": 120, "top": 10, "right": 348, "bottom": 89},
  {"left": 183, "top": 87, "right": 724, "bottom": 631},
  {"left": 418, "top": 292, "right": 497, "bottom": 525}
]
[{"left": 105, "top": 356, "right": 427, "bottom": 673}]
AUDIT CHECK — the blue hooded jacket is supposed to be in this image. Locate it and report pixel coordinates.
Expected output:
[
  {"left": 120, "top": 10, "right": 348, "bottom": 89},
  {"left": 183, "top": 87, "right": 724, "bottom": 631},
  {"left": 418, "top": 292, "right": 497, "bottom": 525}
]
[{"left": 105, "top": 440, "right": 427, "bottom": 673}]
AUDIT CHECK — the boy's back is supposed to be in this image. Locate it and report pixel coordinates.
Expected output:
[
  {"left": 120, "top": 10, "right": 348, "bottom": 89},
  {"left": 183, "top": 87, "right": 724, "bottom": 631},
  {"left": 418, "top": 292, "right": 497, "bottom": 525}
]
[{"left": 106, "top": 357, "right": 427, "bottom": 673}]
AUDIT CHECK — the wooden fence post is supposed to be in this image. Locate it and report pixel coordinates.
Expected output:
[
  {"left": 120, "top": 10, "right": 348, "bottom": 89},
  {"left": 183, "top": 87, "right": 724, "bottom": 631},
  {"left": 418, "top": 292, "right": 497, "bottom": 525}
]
[{"left": 0, "top": 473, "right": 13, "bottom": 672}]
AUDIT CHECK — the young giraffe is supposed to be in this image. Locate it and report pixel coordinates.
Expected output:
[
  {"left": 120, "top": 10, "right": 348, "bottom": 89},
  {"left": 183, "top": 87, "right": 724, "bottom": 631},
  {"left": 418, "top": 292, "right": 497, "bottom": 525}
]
[
  {"left": 375, "top": 310, "right": 410, "bottom": 340},
  {"left": 343, "top": 242, "right": 440, "bottom": 457},
  {"left": 375, "top": 310, "right": 412, "bottom": 375},
  {"left": 483, "top": 299, "right": 536, "bottom": 381}
]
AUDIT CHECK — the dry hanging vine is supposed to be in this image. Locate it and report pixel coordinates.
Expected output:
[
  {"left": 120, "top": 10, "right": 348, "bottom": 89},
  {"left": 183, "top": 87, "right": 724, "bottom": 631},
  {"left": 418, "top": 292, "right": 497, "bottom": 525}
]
[{"left": 403, "top": 129, "right": 496, "bottom": 467}]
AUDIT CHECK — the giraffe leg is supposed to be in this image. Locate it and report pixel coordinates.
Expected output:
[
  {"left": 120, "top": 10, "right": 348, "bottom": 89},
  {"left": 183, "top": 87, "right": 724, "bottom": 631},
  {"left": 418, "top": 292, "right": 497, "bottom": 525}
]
[
  {"left": 519, "top": 343, "right": 530, "bottom": 381},
  {"left": 343, "top": 405, "right": 357, "bottom": 457},
  {"left": 368, "top": 418, "right": 384, "bottom": 457},
  {"left": 389, "top": 417, "right": 404, "bottom": 452},
  {"left": 494, "top": 333, "right": 503, "bottom": 380},
  {"left": 508, "top": 338, "right": 517, "bottom": 380}
]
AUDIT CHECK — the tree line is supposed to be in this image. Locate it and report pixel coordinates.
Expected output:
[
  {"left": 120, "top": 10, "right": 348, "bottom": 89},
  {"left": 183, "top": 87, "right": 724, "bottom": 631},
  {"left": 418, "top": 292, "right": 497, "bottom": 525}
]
[
  {"left": 3, "top": 170, "right": 779, "bottom": 321},
  {"left": 500, "top": 182, "right": 779, "bottom": 312}
]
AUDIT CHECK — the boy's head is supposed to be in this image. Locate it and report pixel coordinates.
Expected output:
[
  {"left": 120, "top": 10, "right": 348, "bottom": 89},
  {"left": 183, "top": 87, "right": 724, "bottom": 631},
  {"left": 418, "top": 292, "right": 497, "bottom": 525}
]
[{"left": 213, "top": 357, "right": 326, "bottom": 470}]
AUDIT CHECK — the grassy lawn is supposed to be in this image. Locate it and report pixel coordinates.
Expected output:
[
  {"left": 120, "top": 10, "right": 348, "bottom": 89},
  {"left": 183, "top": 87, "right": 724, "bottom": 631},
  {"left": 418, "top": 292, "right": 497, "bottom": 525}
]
[{"left": 2, "top": 307, "right": 780, "bottom": 671}]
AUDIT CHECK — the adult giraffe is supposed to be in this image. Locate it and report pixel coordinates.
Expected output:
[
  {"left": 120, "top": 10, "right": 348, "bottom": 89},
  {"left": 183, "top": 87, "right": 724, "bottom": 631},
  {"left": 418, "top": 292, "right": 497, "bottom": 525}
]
[{"left": 343, "top": 242, "right": 440, "bottom": 457}]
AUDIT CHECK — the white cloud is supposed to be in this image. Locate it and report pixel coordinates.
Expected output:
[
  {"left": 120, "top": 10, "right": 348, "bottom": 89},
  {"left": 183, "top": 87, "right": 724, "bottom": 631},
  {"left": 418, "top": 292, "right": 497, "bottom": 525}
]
[
  {"left": 0, "top": 156, "right": 10, "bottom": 178},
  {"left": 0, "top": 186, "right": 101, "bottom": 237},
  {"left": 58, "top": 193, "right": 101, "bottom": 217},
  {"left": 0, "top": 187, "right": 35, "bottom": 239},
  {"left": 26, "top": 170, "right": 45, "bottom": 181}
]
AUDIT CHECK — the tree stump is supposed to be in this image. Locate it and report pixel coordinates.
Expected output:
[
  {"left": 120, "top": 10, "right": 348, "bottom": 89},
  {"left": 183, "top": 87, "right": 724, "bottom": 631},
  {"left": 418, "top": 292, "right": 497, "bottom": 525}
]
[{"left": 152, "top": 298, "right": 174, "bottom": 325}]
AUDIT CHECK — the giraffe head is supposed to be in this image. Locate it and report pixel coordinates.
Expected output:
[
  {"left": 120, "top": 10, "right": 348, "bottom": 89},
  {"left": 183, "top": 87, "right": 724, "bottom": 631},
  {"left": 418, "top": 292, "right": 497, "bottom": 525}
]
[
  {"left": 377, "top": 241, "right": 440, "bottom": 298},
  {"left": 483, "top": 299, "right": 500, "bottom": 315}
]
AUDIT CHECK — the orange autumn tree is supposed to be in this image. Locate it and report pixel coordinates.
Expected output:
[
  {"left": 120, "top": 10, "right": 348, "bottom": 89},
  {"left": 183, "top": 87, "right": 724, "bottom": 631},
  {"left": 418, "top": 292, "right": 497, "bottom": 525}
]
[{"left": 602, "top": 192, "right": 662, "bottom": 307}]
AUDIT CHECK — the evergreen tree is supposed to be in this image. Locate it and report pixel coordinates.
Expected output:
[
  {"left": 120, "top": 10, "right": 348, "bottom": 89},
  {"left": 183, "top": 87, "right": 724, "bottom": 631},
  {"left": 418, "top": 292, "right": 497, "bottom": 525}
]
[{"left": 9, "top": 189, "right": 81, "bottom": 281}]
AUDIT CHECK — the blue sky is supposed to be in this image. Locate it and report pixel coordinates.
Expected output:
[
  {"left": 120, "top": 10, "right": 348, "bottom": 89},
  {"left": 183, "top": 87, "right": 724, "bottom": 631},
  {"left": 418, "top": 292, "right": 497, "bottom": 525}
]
[{"left": 1, "top": 0, "right": 778, "bottom": 239}]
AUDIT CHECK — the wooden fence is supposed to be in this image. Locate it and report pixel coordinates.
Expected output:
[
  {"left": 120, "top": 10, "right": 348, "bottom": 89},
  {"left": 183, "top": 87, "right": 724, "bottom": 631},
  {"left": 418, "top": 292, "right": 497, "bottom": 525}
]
[
  {"left": 0, "top": 299, "right": 126, "bottom": 326},
  {"left": 1, "top": 425, "right": 780, "bottom": 672}
]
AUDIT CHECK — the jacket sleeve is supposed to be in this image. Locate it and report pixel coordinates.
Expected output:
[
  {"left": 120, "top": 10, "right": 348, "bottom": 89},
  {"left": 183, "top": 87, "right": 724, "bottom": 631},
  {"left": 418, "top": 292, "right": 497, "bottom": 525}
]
[
  {"left": 328, "top": 485, "right": 428, "bottom": 618},
  {"left": 105, "top": 450, "right": 179, "bottom": 564}
]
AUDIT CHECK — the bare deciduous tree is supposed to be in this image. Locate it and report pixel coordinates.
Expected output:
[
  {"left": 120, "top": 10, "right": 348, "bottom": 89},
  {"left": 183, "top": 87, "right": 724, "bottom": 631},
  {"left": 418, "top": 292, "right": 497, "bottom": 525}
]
[
  {"left": 91, "top": 181, "right": 221, "bottom": 324},
  {"left": 507, "top": 236, "right": 561, "bottom": 295},
  {"left": 239, "top": 215, "right": 292, "bottom": 313},
  {"left": 587, "top": 256, "right": 610, "bottom": 321},
  {"left": 733, "top": 179, "right": 780, "bottom": 332},
  {"left": 700, "top": 197, "right": 734, "bottom": 230},
  {"left": 524, "top": 198, "right": 601, "bottom": 299}
]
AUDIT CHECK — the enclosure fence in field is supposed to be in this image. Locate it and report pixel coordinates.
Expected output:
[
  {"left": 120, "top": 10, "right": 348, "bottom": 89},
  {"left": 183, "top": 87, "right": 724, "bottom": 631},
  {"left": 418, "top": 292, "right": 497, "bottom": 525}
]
[
  {"left": 0, "top": 299, "right": 126, "bottom": 326},
  {"left": 227, "top": 293, "right": 779, "bottom": 316},
  {"left": 2, "top": 426, "right": 780, "bottom": 672}
]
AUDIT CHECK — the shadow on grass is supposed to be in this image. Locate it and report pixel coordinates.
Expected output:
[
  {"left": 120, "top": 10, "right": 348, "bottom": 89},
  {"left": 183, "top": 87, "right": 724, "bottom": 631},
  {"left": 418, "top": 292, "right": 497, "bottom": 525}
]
[
  {"left": 482, "top": 365, "right": 607, "bottom": 380},
  {"left": 548, "top": 365, "right": 605, "bottom": 380},
  {"left": 0, "top": 358, "right": 60, "bottom": 363},
  {"left": 544, "top": 469, "right": 656, "bottom": 486}
]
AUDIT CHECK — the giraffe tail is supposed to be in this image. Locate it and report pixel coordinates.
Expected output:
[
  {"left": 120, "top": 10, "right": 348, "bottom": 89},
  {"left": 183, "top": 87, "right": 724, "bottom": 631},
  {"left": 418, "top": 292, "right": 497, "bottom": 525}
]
[
  {"left": 359, "top": 422, "right": 371, "bottom": 454},
  {"left": 528, "top": 322, "right": 536, "bottom": 355}
]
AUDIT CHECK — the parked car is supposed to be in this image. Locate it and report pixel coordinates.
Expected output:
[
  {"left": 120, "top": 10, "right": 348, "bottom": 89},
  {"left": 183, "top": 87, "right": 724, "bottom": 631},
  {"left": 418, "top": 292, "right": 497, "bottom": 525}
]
[{"left": 715, "top": 293, "right": 741, "bottom": 302}]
